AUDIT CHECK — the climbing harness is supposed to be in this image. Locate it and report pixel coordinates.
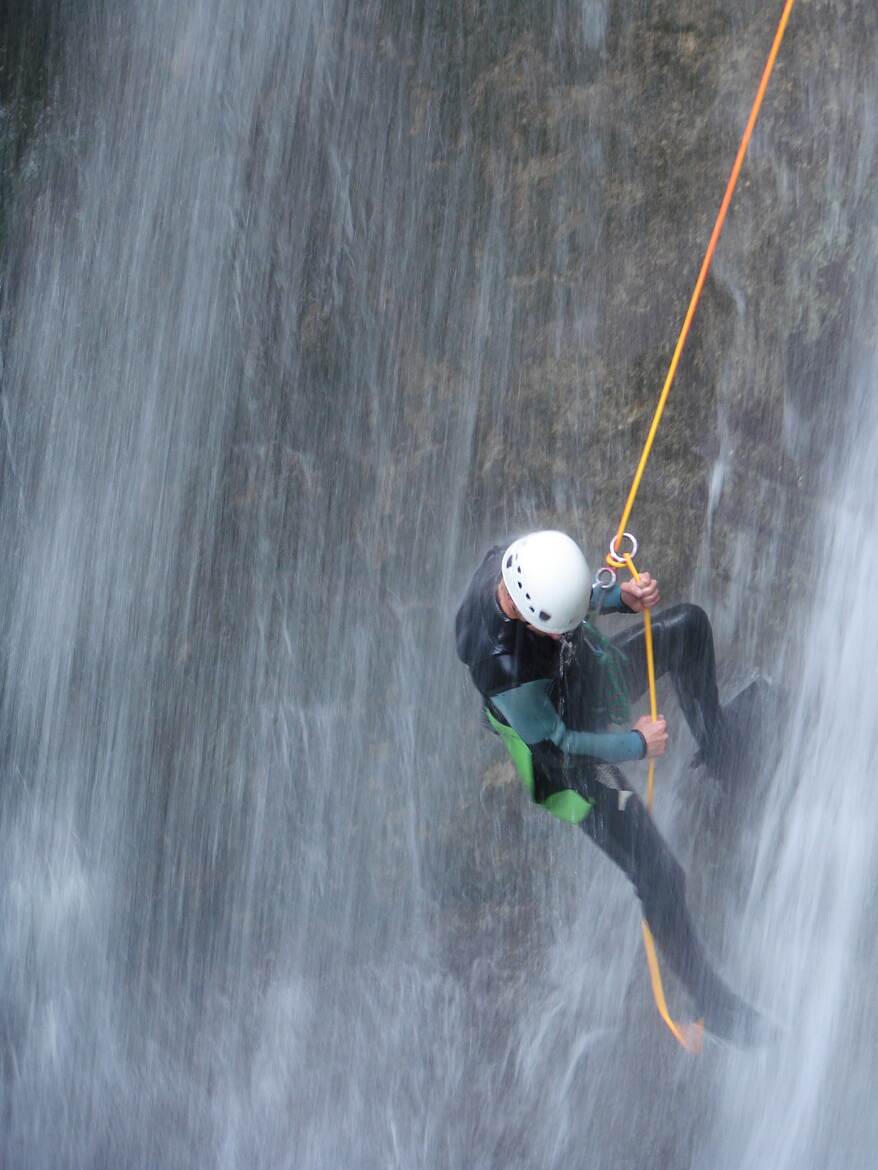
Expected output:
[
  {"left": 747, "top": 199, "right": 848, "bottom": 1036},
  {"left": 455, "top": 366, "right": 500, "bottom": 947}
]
[{"left": 605, "top": 0, "right": 798, "bottom": 1051}]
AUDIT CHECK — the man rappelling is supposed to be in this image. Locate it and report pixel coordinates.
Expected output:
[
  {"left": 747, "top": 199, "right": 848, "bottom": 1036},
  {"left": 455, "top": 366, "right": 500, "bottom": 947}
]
[{"left": 456, "top": 529, "right": 768, "bottom": 1046}]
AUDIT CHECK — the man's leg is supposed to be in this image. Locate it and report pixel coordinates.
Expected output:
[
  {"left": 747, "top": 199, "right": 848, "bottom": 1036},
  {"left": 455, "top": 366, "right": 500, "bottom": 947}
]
[
  {"left": 612, "top": 604, "right": 728, "bottom": 768},
  {"left": 581, "top": 779, "right": 713, "bottom": 996},
  {"left": 579, "top": 775, "right": 764, "bottom": 1042}
]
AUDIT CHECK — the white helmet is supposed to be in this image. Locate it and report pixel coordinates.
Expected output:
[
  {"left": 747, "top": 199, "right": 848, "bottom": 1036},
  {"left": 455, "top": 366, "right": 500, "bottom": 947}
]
[{"left": 501, "top": 531, "right": 591, "bottom": 635}]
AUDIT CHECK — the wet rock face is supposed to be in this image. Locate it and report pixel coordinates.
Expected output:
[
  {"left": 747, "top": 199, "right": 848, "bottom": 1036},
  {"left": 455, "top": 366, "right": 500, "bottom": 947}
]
[
  {"left": 444, "top": 0, "right": 873, "bottom": 617},
  {"left": 297, "top": 8, "right": 857, "bottom": 657},
  {"left": 0, "top": 5, "right": 872, "bottom": 854},
  {"left": 2, "top": 1, "right": 871, "bottom": 625},
  {"left": 0, "top": 1, "right": 59, "bottom": 231},
  {"left": 0, "top": 2, "right": 867, "bottom": 857},
  {"left": 340, "top": 0, "right": 877, "bottom": 979},
  {"left": 0, "top": 2, "right": 875, "bottom": 1165}
]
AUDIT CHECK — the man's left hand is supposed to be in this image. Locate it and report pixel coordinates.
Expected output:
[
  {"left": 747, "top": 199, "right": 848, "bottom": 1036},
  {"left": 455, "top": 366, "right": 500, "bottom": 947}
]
[{"left": 621, "top": 571, "right": 660, "bottom": 613}]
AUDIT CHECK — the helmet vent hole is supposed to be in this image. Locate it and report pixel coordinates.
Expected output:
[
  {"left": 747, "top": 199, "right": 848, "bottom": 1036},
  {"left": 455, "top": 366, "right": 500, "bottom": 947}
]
[
  {"left": 525, "top": 593, "right": 531, "bottom": 600},
  {"left": 506, "top": 555, "right": 513, "bottom": 569},
  {"left": 539, "top": 611, "right": 551, "bottom": 622},
  {"left": 529, "top": 607, "right": 535, "bottom": 614},
  {"left": 517, "top": 582, "right": 523, "bottom": 590}
]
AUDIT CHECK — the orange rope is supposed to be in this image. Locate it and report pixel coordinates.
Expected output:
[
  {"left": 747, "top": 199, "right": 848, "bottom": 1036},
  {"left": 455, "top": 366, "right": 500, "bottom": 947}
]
[
  {"left": 612, "top": 0, "right": 798, "bottom": 553},
  {"left": 608, "top": 0, "right": 797, "bottom": 1050}
]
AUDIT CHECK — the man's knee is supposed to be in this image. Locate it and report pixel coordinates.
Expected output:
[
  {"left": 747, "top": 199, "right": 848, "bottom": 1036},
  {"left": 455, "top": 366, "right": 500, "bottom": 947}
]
[
  {"left": 682, "top": 602, "right": 710, "bottom": 633},
  {"left": 660, "top": 602, "right": 709, "bottom": 632},
  {"left": 656, "top": 603, "right": 712, "bottom": 656}
]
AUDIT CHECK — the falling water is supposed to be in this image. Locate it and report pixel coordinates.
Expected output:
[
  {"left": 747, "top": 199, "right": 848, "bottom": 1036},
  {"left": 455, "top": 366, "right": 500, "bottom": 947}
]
[
  {"left": 694, "top": 134, "right": 878, "bottom": 1169},
  {"left": 0, "top": 1, "right": 875, "bottom": 1167}
]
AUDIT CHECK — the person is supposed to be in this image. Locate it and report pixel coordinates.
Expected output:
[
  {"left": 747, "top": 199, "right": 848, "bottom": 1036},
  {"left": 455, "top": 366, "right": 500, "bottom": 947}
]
[{"left": 455, "top": 529, "right": 766, "bottom": 1045}]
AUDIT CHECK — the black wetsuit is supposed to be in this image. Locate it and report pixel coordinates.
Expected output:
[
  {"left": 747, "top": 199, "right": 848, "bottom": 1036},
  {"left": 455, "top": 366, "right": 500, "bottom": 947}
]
[{"left": 456, "top": 545, "right": 750, "bottom": 1031}]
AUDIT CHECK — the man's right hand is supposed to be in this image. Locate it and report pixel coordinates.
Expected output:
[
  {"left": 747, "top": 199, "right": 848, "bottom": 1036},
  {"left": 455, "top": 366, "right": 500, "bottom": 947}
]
[{"left": 634, "top": 715, "right": 668, "bottom": 758}]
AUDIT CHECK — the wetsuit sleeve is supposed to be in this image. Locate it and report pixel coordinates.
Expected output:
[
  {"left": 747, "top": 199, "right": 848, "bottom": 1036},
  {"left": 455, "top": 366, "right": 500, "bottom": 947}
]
[
  {"left": 492, "top": 680, "right": 646, "bottom": 764},
  {"left": 589, "top": 582, "right": 634, "bottom": 615}
]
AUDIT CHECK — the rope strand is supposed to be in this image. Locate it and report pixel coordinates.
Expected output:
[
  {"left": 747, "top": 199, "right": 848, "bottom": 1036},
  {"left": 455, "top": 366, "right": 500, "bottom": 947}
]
[
  {"left": 612, "top": 0, "right": 798, "bottom": 552},
  {"left": 610, "top": 0, "right": 797, "bottom": 1050}
]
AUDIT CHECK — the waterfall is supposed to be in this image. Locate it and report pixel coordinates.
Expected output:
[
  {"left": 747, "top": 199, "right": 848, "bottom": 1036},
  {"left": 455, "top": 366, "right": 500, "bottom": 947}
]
[{"left": 0, "top": 1, "right": 875, "bottom": 1166}]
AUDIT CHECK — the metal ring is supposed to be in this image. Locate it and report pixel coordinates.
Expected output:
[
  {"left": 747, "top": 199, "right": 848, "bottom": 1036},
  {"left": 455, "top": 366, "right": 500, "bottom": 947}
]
[
  {"left": 607, "top": 531, "right": 638, "bottom": 567},
  {"left": 594, "top": 566, "right": 617, "bottom": 591}
]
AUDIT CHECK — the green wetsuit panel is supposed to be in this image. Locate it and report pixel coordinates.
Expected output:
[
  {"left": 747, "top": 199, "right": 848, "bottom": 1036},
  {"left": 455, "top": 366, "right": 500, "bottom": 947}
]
[{"left": 485, "top": 707, "right": 593, "bottom": 825}]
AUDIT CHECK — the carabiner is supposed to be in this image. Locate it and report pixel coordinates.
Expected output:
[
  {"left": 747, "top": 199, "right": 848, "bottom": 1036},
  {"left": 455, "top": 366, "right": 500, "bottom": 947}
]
[{"left": 607, "top": 531, "right": 638, "bottom": 569}]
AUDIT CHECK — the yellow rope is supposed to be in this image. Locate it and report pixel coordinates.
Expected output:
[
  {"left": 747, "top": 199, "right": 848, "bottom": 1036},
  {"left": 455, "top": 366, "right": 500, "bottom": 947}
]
[
  {"left": 612, "top": 0, "right": 798, "bottom": 553},
  {"left": 625, "top": 555, "right": 703, "bottom": 1053},
  {"left": 609, "top": 0, "right": 797, "bottom": 1051}
]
